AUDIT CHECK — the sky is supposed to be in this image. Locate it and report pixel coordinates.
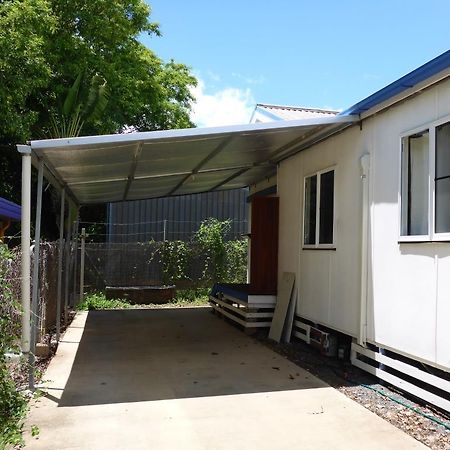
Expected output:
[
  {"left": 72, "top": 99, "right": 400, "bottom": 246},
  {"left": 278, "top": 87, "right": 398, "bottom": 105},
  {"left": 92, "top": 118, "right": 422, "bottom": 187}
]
[{"left": 141, "top": 1, "right": 450, "bottom": 127}]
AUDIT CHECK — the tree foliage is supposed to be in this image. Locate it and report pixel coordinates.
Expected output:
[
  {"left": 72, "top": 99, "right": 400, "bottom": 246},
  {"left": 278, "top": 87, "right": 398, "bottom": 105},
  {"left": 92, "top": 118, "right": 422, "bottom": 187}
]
[
  {"left": 0, "top": 0, "right": 197, "bottom": 142},
  {"left": 0, "top": 0, "right": 198, "bottom": 235}
]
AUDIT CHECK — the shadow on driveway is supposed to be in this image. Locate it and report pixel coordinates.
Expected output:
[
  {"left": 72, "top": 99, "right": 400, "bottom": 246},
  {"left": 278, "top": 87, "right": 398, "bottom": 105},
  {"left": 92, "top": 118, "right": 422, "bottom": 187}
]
[{"left": 58, "top": 307, "right": 326, "bottom": 407}]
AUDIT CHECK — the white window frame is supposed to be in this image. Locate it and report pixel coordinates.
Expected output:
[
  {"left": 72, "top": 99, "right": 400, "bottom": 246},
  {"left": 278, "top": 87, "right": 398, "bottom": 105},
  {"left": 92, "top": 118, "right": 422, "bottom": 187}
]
[
  {"left": 399, "top": 114, "right": 450, "bottom": 242},
  {"left": 302, "top": 166, "right": 336, "bottom": 249}
]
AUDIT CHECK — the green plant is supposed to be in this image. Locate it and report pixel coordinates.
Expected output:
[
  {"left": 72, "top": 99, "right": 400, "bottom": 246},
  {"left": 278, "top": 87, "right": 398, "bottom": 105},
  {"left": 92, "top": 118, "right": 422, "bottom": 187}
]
[
  {"left": 49, "top": 71, "right": 109, "bottom": 138},
  {"left": 194, "top": 219, "right": 231, "bottom": 284},
  {"left": 0, "top": 244, "right": 27, "bottom": 448},
  {"left": 31, "top": 424, "right": 40, "bottom": 438},
  {"left": 76, "top": 292, "right": 134, "bottom": 311},
  {"left": 225, "top": 239, "right": 248, "bottom": 283},
  {"left": 157, "top": 240, "right": 190, "bottom": 286}
]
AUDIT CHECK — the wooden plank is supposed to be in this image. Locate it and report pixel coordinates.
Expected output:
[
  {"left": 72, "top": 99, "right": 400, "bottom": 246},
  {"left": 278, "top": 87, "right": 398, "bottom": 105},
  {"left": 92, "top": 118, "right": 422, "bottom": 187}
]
[
  {"left": 209, "top": 296, "right": 274, "bottom": 319},
  {"left": 351, "top": 354, "right": 450, "bottom": 413},
  {"left": 268, "top": 272, "right": 295, "bottom": 342},
  {"left": 293, "top": 330, "right": 309, "bottom": 343},
  {"left": 222, "top": 294, "right": 275, "bottom": 309},
  {"left": 282, "top": 288, "right": 296, "bottom": 343},
  {"left": 352, "top": 344, "right": 450, "bottom": 394},
  {"left": 210, "top": 303, "right": 272, "bottom": 328},
  {"left": 293, "top": 321, "right": 311, "bottom": 344}
]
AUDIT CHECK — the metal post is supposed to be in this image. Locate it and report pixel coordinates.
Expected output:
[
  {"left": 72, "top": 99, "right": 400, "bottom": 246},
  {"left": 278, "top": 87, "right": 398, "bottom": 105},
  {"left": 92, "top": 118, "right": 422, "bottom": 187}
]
[
  {"left": 64, "top": 213, "right": 72, "bottom": 326},
  {"left": 79, "top": 228, "right": 86, "bottom": 304},
  {"left": 163, "top": 219, "right": 167, "bottom": 241},
  {"left": 72, "top": 214, "right": 79, "bottom": 306},
  {"left": 29, "top": 160, "right": 44, "bottom": 390},
  {"left": 56, "top": 189, "right": 65, "bottom": 342},
  {"left": 17, "top": 145, "right": 31, "bottom": 356}
]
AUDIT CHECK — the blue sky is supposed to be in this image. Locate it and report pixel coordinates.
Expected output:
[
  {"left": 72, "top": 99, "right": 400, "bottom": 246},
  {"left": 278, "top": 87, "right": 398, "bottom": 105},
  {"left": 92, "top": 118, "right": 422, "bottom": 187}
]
[{"left": 141, "top": 1, "right": 450, "bottom": 127}]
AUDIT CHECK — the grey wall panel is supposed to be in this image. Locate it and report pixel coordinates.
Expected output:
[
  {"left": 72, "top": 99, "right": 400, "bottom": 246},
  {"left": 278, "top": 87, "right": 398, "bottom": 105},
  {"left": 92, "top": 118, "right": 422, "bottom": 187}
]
[{"left": 108, "top": 188, "right": 249, "bottom": 243}]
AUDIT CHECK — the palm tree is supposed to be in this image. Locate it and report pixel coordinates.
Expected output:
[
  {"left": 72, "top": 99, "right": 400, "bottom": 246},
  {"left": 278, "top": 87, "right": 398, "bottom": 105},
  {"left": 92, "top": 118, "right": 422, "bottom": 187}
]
[{"left": 49, "top": 72, "right": 109, "bottom": 138}]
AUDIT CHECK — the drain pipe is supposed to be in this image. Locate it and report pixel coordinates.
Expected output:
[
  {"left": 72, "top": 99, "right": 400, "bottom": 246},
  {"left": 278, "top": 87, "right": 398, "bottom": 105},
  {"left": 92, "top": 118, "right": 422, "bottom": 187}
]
[{"left": 359, "top": 153, "right": 370, "bottom": 346}]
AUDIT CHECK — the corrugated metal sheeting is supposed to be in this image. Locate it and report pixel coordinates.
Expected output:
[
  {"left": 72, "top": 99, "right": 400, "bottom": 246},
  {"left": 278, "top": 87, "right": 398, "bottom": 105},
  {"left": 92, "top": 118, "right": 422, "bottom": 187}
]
[{"left": 108, "top": 188, "right": 248, "bottom": 243}]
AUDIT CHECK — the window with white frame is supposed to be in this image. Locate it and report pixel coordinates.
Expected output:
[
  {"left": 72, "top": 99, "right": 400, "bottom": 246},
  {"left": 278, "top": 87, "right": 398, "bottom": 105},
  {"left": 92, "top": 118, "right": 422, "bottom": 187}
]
[
  {"left": 400, "top": 119, "right": 450, "bottom": 239},
  {"left": 304, "top": 169, "right": 335, "bottom": 247}
]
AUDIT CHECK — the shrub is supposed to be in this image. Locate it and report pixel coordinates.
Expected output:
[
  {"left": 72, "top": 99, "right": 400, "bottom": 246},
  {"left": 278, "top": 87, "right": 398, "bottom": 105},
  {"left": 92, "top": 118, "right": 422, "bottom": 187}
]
[
  {"left": 0, "top": 244, "right": 27, "bottom": 448},
  {"left": 76, "top": 292, "right": 133, "bottom": 310},
  {"left": 194, "top": 218, "right": 230, "bottom": 284},
  {"left": 157, "top": 240, "right": 190, "bottom": 286}
]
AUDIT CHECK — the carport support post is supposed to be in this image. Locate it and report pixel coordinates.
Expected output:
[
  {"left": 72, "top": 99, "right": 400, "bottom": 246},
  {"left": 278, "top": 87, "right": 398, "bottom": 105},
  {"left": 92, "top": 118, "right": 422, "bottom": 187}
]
[
  {"left": 79, "top": 227, "right": 86, "bottom": 304},
  {"left": 17, "top": 145, "right": 32, "bottom": 358},
  {"left": 64, "top": 212, "right": 72, "bottom": 326},
  {"left": 72, "top": 214, "right": 79, "bottom": 306},
  {"left": 56, "top": 188, "right": 65, "bottom": 341},
  {"left": 29, "top": 159, "right": 44, "bottom": 390}
]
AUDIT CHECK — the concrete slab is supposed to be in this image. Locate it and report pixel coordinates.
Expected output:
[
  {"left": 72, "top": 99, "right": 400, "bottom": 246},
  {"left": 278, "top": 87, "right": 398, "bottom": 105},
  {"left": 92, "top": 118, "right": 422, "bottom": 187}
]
[{"left": 25, "top": 308, "right": 427, "bottom": 449}]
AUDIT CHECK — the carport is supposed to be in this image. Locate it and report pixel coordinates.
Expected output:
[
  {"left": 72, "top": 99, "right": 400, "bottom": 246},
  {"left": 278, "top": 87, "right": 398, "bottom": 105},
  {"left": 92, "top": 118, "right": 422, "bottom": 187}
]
[
  {"left": 18, "top": 114, "right": 357, "bottom": 384},
  {"left": 17, "top": 116, "right": 429, "bottom": 449}
]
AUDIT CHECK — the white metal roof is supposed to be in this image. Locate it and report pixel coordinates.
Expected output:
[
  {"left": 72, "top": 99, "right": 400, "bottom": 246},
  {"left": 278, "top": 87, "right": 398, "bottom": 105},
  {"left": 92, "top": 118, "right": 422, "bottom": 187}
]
[
  {"left": 29, "top": 115, "right": 357, "bottom": 205},
  {"left": 250, "top": 103, "right": 338, "bottom": 123}
]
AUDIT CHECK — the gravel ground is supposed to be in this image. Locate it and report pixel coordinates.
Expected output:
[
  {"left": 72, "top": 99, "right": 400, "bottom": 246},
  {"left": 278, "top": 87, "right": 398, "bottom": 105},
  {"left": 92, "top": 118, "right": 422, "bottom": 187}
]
[{"left": 258, "top": 336, "right": 450, "bottom": 450}]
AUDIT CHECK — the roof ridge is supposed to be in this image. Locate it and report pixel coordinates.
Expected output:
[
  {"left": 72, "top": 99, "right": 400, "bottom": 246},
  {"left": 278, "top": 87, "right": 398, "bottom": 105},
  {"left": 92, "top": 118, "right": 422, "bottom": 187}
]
[{"left": 256, "top": 103, "right": 338, "bottom": 114}]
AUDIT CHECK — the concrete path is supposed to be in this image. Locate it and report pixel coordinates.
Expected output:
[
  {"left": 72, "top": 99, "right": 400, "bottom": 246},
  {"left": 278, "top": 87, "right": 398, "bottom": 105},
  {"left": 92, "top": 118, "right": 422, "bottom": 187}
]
[{"left": 25, "top": 308, "right": 427, "bottom": 449}]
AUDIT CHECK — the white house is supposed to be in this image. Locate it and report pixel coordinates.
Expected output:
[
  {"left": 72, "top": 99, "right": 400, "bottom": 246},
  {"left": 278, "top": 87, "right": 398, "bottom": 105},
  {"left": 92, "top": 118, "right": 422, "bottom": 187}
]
[{"left": 246, "top": 51, "right": 450, "bottom": 412}]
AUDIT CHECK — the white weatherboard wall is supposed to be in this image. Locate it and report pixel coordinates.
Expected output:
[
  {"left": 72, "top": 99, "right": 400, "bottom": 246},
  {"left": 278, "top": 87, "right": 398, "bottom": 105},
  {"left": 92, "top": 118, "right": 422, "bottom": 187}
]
[
  {"left": 366, "top": 77, "right": 450, "bottom": 371},
  {"left": 278, "top": 126, "right": 363, "bottom": 338},
  {"left": 277, "top": 77, "right": 450, "bottom": 372}
]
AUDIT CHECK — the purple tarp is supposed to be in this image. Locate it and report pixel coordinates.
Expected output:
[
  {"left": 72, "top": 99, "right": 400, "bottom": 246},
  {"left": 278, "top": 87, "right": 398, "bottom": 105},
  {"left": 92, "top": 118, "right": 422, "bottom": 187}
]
[{"left": 0, "top": 197, "right": 21, "bottom": 221}]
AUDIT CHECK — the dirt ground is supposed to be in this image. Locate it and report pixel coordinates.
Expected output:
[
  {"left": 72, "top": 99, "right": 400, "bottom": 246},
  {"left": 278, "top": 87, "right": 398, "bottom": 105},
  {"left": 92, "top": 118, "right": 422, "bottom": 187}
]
[{"left": 258, "top": 335, "right": 450, "bottom": 450}]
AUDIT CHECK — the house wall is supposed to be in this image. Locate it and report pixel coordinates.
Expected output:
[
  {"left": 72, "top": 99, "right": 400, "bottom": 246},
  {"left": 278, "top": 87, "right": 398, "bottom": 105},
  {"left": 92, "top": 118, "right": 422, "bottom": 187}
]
[
  {"left": 278, "top": 126, "right": 363, "bottom": 338},
  {"left": 365, "top": 77, "right": 450, "bottom": 371},
  {"left": 278, "top": 77, "right": 450, "bottom": 371}
]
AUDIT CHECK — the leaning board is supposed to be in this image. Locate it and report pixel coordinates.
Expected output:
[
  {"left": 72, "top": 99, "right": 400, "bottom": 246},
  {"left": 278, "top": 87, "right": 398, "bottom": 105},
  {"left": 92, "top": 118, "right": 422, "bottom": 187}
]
[{"left": 268, "top": 272, "right": 295, "bottom": 342}]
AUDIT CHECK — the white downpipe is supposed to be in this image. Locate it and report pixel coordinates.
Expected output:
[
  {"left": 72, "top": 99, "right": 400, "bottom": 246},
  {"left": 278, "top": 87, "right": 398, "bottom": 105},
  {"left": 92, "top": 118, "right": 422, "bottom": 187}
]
[
  {"left": 79, "top": 227, "right": 86, "bottom": 304},
  {"left": 56, "top": 189, "right": 65, "bottom": 341},
  {"left": 359, "top": 153, "right": 371, "bottom": 346},
  {"left": 17, "top": 145, "right": 32, "bottom": 354}
]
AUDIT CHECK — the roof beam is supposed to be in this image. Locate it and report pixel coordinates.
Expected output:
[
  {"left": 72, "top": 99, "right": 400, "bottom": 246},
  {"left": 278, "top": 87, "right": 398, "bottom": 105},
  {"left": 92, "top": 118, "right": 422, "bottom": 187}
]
[
  {"left": 122, "top": 142, "right": 143, "bottom": 201},
  {"left": 166, "top": 135, "right": 235, "bottom": 196},
  {"left": 36, "top": 152, "right": 80, "bottom": 207},
  {"left": 208, "top": 167, "right": 251, "bottom": 192}
]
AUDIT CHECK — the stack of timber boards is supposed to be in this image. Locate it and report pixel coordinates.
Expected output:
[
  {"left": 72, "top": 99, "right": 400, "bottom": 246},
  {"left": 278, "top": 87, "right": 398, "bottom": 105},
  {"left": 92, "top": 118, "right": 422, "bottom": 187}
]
[{"left": 209, "top": 285, "right": 276, "bottom": 329}]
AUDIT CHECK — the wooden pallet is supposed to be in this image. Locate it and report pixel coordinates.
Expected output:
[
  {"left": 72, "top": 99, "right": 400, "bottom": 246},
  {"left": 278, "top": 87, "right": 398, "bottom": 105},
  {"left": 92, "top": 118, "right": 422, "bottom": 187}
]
[{"left": 209, "top": 294, "right": 275, "bottom": 329}]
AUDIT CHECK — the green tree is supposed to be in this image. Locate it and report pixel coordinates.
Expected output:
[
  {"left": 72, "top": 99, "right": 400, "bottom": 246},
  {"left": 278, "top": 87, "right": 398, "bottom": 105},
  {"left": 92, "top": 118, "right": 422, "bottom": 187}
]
[{"left": 0, "top": 0, "right": 197, "bottom": 235}]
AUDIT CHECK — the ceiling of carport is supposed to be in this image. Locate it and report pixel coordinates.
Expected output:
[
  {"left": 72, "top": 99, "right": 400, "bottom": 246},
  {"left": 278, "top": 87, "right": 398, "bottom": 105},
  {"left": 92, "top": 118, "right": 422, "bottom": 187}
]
[{"left": 29, "top": 115, "right": 357, "bottom": 205}]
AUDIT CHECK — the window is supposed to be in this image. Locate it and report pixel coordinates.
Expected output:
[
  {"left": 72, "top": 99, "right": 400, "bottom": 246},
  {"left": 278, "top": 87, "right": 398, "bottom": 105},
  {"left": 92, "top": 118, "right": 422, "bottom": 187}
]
[
  {"left": 304, "top": 169, "right": 335, "bottom": 247},
  {"left": 400, "top": 118, "right": 450, "bottom": 240},
  {"left": 435, "top": 122, "right": 450, "bottom": 233},
  {"left": 401, "top": 131, "right": 429, "bottom": 236}
]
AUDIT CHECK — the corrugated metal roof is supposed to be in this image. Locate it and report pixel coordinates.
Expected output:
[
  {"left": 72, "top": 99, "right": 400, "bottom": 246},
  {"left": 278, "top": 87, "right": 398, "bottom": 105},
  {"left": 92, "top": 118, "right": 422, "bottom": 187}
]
[
  {"left": 251, "top": 103, "right": 338, "bottom": 122},
  {"left": 0, "top": 197, "right": 21, "bottom": 221},
  {"left": 341, "top": 49, "right": 450, "bottom": 116},
  {"left": 29, "top": 115, "right": 356, "bottom": 205}
]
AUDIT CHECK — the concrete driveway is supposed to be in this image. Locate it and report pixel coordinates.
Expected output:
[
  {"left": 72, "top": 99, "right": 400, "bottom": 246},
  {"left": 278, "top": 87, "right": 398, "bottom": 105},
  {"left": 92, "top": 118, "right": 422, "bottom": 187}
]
[{"left": 25, "top": 308, "right": 426, "bottom": 449}]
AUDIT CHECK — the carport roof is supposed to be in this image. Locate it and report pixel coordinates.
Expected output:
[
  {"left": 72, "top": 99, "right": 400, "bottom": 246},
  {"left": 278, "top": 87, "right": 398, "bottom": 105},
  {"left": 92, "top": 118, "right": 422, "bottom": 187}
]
[{"left": 29, "top": 115, "right": 357, "bottom": 205}]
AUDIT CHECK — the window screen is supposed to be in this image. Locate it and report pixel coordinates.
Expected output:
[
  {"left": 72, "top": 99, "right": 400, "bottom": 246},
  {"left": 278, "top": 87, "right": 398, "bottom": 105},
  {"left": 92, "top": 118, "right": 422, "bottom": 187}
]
[
  {"left": 436, "top": 122, "right": 450, "bottom": 233},
  {"left": 319, "top": 170, "right": 334, "bottom": 244},
  {"left": 401, "top": 131, "right": 429, "bottom": 235},
  {"left": 304, "top": 175, "right": 317, "bottom": 245}
]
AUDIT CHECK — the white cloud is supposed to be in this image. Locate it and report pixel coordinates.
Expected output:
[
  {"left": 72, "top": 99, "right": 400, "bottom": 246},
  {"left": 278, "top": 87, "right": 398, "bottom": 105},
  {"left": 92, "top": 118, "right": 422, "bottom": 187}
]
[
  {"left": 190, "top": 79, "right": 255, "bottom": 128},
  {"left": 231, "top": 72, "right": 265, "bottom": 85}
]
